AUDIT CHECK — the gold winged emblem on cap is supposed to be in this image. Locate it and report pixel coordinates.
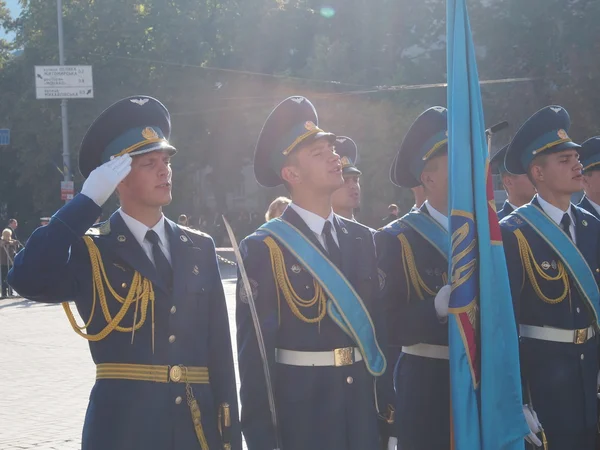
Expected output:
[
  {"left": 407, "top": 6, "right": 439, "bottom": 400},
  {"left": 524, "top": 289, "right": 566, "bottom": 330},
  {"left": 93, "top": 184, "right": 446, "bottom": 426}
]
[{"left": 142, "top": 127, "right": 159, "bottom": 140}]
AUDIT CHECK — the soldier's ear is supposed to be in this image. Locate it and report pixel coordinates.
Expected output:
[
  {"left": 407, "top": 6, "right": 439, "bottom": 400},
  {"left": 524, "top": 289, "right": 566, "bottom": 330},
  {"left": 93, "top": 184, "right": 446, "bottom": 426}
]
[
  {"left": 281, "top": 165, "right": 301, "bottom": 186},
  {"left": 530, "top": 164, "right": 544, "bottom": 184}
]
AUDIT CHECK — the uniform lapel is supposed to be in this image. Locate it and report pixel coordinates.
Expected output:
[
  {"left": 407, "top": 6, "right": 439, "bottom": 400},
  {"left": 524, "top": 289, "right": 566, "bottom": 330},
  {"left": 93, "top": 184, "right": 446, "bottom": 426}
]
[
  {"left": 503, "top": 201, "right": 514, "bottom": 216},
  {"left": 579, "top": 196, "right": 600, "bottom": 220},
  {"left": 281, "top": 207, "right": 328, "bottom": 254},
  {"left": 109, "top": 212, "right": 167, "bottom": 294},
  {"left": 573, "top": 206, "right": 594, "bottom": 261},
  {"left": 164, "top": 219, "right": 197, "bottom": 296},
  {"left": 334, "top": 215, "right": 355, "bottom": 280}
]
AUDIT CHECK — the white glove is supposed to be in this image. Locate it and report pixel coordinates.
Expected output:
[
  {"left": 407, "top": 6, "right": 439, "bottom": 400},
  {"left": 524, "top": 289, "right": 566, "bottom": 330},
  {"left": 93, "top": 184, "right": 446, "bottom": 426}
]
[
  {"left": 597, "top": 370, "right": 600, "bottom": 399},
  {"left": 523, "top": 404, "right": 543, "bottom": 447},
  {"left": 81, "top": 155, "right": 132, "bottom": 207},
  {"left": 387, "top": 436, "right": 397, "bottom": 450},
  {"left": 434, "top": 285, "right": 452, "bottom": 319}
]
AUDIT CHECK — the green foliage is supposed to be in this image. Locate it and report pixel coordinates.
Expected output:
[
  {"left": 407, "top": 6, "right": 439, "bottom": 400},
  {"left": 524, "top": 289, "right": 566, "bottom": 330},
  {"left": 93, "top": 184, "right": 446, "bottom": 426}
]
[{"left": 1, "top": 0, "right": 599, "bottom": 234}]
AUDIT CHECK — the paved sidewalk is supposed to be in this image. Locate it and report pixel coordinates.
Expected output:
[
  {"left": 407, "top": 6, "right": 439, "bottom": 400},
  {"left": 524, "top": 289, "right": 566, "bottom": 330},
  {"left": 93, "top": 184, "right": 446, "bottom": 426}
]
[{"left": 0, "top": 278, "right": 239, "bottom": 450}]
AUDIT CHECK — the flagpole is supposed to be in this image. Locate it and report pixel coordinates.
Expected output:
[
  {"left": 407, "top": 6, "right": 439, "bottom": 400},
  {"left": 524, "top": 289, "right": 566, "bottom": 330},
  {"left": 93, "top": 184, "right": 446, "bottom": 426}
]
[{"left": 485, "top": 121, "right": 509, "bottom": 156}]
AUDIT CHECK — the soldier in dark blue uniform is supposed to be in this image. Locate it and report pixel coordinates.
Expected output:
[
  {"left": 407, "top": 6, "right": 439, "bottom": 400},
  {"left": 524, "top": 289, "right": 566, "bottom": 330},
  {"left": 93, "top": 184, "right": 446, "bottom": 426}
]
[
  {"left": 491, "top": 144, "right": 536, "bottom": 220},
  {"left": 236, "top": 96, "right": 394, "bottom": 450},
  {"left": 375, "top": 106, "right": 453, "bottom": 450},
  {"left": 331, "top": 136, "right": 362, "bottom": 221},
  {"left": 500, "top": 105, "right": 600, "bottom": 449},
  {"left": 578, "top": 136, "right": 600, "bottom": 220},
  {"left": 8, "top": 96, "right": 241, "bottom": 450}
]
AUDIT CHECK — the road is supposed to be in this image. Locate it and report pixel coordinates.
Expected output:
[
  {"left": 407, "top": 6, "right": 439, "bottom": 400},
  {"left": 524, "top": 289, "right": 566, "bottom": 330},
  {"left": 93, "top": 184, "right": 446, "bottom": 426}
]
[{"left": 0, "top": 275, "right": 239, "bottom": 450}]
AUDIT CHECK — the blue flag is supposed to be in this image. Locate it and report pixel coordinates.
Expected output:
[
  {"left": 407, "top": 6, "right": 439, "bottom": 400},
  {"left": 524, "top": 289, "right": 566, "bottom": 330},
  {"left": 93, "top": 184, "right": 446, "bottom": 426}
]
[{"left": 446, "top": 0, "right": 529, "bottom": 448}]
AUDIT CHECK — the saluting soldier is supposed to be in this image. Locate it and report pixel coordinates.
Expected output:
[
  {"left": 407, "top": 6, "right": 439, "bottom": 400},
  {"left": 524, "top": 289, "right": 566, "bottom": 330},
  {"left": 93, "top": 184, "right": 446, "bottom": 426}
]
[
  {"left": 500, "top": 106, "right": 600, "bottom": 449},
  {"left": 331, "top": 136, "right": 362, "bottom": 221},
  {"left": 236, "top": 96, "right": 394, "bottom": 450},
  {"left": 8, "top": 96, "right": 241, "bottom": 450},
  {"left": 578, "top": 137, "right": 600, "bottom": 220},
  {"left": 491, "top": 144, "right": 536, "bottom": 220},
  {"left": 375, "top": 107, "right": 452, "bottom": 450}
]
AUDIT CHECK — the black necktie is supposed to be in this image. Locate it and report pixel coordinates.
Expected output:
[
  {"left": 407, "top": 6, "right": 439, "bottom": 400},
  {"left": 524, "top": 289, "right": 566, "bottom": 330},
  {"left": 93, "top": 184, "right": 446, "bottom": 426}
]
[
  {"left": 322, "top": 221, "right": 342, "bottom": 269},
  {"left": 560, "top": 213, "right": 573, "bottom": 241},
  {"left": 145, "top": 230, "right": 173, "bottom": 290}
]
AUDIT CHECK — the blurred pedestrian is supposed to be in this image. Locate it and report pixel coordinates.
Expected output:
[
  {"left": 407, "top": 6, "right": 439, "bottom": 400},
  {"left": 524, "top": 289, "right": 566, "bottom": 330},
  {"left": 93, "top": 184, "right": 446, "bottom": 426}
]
[{"left": 265, "top": 196, "right": 291, "bottom": 221}]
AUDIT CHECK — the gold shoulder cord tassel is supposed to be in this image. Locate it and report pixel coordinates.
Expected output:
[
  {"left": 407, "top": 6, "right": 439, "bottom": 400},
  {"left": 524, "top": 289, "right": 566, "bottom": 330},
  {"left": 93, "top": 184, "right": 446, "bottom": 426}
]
[
  {"left": 61, "top": 236, "right": 155, "bottom": 350},
  {"left": 264, "top": 236, "right": 327, "bottom": 325},
  {"left": 514, "top": 229, "right": 569, "bottom": 305},
  {"left": 398, "top": 234, "right": 441, "bottom": 300}
]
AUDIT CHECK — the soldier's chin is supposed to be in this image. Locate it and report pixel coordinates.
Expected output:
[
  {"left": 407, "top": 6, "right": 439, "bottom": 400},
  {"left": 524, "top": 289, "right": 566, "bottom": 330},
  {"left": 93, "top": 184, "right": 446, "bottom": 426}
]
[
  {"left": 153, "top": 192, "right": 172, "bottom": 207},
  {"left": 329, "top": 173, "right": 344, "bottom": 187}
]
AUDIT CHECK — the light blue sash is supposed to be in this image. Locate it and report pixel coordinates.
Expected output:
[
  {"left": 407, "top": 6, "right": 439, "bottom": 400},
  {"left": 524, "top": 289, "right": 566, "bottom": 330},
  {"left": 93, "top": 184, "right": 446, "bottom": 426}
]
[
  {"left": 397, "top": 211, "right": 449, "bottom": 261},
  {"left": 260, "top": 218, "right": 386, "bottom": 376},
  {"left": 516, "top": 204, "right": 600, "bottom": 326}
]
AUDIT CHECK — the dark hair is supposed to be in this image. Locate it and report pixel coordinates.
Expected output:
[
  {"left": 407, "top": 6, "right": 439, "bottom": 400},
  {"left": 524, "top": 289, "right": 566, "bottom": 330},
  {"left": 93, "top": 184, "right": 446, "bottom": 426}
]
[{"left": 388, "top": 204, "right": 398, "bottom": 212}]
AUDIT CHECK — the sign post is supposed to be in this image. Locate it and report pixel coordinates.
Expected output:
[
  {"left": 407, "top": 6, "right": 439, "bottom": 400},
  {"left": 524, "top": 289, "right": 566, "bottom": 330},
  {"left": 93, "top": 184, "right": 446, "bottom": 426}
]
[
  {"left": 35, "top": 0, "right": 95, "bottom": 203},
  {"left": 34, "top": 65, "right": 94, "bottom": 99},
  {"left": 60, "top": 181, "right": 75, "bottom": 201}
]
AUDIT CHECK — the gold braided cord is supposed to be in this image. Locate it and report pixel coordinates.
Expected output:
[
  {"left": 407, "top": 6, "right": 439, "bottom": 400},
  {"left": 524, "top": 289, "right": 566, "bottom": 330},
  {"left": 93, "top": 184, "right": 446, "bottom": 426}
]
[
  {"left": 398, "top": 234, "right": 438, "bottom": 300},
  {"left": 264, "top": 236, "right": 327, "bottom": 324},
  {"left": 61, "top": 236, "right": 155, "bottom": 342},
  {"left": 514, "top": 229, "right": 569, "bottom": 305}
]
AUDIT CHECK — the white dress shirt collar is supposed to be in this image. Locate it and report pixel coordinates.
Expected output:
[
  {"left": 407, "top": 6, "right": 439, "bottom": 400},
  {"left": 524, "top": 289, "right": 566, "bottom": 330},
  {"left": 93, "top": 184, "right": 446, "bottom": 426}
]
[
  {"left": 118, "top": 209, "right": 172, "bottom": 264},
  {"left": 536, "top": 195, "right": 574, "bottom": 226},
  {"left": 424, "top": 201, "right": 449, "bottom": 231},
  {"left": 536, "top": 195, "right": 576, "bottom": 243},
  {"left": 289, "top": 203, "right": 339, "bottom": 248}
]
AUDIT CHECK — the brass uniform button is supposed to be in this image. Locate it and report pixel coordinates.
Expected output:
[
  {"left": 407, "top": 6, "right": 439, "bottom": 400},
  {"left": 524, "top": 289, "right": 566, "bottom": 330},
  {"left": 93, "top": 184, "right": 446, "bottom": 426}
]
[
  {"left": 596, "top": 268, "right": 600, "bottom": 273},
  {"left": 169, "top": 335, "right": 176, "bottom": 344},
  {"left": 121, "top": 283, "right": 127, "bottom": 289},
  {"left": 581, "top": 354, "right": 585, "bottom": 360},
  {"left": 175, "top": 396, "right": 182, "bottom": 405},
  {"left": 346, "top": 376, "right": 354, "bottom": 385},
  {"left": 170, "top": 305, "right": 177, "bottom": 314}
]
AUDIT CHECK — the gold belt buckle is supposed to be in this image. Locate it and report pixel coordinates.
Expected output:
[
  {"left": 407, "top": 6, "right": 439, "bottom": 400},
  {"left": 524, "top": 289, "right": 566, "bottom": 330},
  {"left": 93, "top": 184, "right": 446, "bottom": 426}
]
[
  {"left": 333, "top": 347, "right": 354, "bottom": 367},
  {"left": 169, "top": 365, "right": 183, "bottom": 382},
  {"left": 575, "top": 328, "right": 588, "bottom": 344}
]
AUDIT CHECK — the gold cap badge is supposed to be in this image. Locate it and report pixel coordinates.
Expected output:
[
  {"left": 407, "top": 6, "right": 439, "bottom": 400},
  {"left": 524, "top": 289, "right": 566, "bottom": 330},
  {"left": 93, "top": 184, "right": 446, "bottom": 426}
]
[
  {"left": 304, "top": 121, "right": 317, "bottom": 131},
  {"left": 142, "top": 127, "right": 159, "bottom": 140},
  {"left": 557, "top": 129, "right": 569, "bottom": 140}
]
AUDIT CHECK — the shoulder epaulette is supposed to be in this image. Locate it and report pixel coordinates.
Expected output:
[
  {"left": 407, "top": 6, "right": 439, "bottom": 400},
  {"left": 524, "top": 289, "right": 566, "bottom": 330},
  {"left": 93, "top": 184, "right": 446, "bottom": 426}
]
[
  {"left": 85, "top": 221, "right": 111, "bottom": 236},
  {"left": 179, "top": 225, "right": 210, "bottom": 239},
  {"left": 499, "top": 213, "right": 527, "bottom": 232},
  {"left": 380, "top": 218, "right": 410, "bottom": 237}
]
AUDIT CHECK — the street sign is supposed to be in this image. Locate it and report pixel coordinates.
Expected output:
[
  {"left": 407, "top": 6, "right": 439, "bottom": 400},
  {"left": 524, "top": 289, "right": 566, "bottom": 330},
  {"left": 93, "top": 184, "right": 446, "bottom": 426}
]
[
  {"left": 35, "top": 65, "right": 93, "bottom": 99},
  {"left": 61, "top": 180, "right": 74, "bottom": 201},
  {"left": 0, "top": 129, "right": 9, "bottom": 145}
]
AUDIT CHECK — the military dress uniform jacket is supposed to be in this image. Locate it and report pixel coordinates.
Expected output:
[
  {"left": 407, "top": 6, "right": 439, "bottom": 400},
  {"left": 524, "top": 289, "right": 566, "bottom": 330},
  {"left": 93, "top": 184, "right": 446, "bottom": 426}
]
[
  {"left": 500, "top": 199, "right": 600, "bottom": 448},
  {"left": 8, "top": 194, "right": 241, "bottom": 450},
  {"left": 375, "top": 208, "right": 450, "bottom": 450},
  {"left": 578, "top": 196, "right": 600, "bottom": 221},
  {"left": 497, "top": 200, "right": 515, "bottom": 221},
  {"left": 236, "top": 207, "right": 391, "bottom": 450}
]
